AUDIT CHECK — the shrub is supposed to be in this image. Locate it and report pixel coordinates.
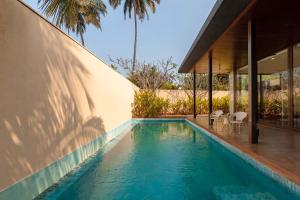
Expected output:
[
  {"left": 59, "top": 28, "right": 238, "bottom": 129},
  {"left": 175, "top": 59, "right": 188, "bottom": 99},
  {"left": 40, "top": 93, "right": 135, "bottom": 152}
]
[
  {"left": 132, "top": 90, "right": 169, "bottom": 118},
  {"left": 198, "top": 98, "right": 209, "bottom": 114},
  {"left": 213, "top": 96, "right": 230, "bottom": 113},
  {"left": 236, "top": 96, "right": 248, "bottom": 112},
  {"left": 183, "top": 97, "right": 193, "bottom": 114},
  {"left": 132, "top": 91, "right": 231, "bottom": 117},
  {"left": 170, "top": 99, "right": 185, "bottom": 114},
  {"left": 169, "top": 97, "right": 197, "bottom": 115},
  {"left": 261, "top": 98, "right": 288, "bottom": 118},
  {"left": 132, "top": 92, "right": 294, "bottom": 118},
  {"left": 169, "top": 96, "right": 229, "bottom": 115}
]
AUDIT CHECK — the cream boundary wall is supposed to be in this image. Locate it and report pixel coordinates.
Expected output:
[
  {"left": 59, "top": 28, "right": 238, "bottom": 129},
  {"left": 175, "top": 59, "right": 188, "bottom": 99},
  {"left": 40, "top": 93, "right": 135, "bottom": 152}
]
[{"left": 0, "top": 0, "right": 138, "bottom": 192}]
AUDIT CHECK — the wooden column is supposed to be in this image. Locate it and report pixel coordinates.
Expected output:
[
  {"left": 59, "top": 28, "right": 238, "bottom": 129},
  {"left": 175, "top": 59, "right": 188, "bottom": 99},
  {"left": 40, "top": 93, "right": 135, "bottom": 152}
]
[
  {"left": 248, "top": 20, "right": 259, "bottom": 144},
  {"left": 259, "top": 74, "right": 263, "bottom": 119},
  {"left": 288, "top": 46, "right": 294, "bottom": 128},
  {"left": 229, "top": 67, "right": 236, "bottom": 114},
  {"left": 232, "top": 66, "right": 237, "bottom": 113},
  {"left": 208, "top": 52, "right": 213, "bottom": 125},
  {"left": 193, "top": 67, "right": 197, "bottom": 119}
]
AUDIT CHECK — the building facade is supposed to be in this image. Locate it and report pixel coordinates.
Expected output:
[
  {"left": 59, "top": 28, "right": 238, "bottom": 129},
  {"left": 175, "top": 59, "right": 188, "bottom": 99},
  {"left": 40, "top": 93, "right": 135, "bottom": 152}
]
[{"left": 179, "top": 0, "right": 300, "bottom": 143}]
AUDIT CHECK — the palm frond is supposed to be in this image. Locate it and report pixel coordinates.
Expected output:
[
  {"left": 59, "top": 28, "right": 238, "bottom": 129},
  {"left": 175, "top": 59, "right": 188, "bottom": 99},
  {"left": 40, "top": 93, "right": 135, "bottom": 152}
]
[{"left": 38, "top": 0, "right": 107, "bottom": 45}]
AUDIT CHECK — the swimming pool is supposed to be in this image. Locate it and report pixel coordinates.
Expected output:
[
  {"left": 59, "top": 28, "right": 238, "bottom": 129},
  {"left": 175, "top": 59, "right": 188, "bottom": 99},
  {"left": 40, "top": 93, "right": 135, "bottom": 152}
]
[{"left": 37, "top": 120, "right": 300, "bottom": 200}]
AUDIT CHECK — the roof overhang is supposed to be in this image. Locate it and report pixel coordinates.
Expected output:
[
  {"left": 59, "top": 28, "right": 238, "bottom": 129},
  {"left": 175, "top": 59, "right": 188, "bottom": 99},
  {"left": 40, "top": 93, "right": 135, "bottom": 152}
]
[
  {"left": 179, "top": 0, "right": 300, "bottom": 74},
  {"left": 179, "top": 0, "right": 253, "bottom": 73}
]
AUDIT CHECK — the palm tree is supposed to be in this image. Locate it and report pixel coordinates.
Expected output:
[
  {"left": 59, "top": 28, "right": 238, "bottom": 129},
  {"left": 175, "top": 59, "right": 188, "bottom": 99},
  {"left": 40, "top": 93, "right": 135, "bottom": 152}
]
[
  {"left": 109, "top": 0, "right": 160, "bottom": 70},
  {"left": 38, "top": 0, "right": 107, "bottom": 46}
]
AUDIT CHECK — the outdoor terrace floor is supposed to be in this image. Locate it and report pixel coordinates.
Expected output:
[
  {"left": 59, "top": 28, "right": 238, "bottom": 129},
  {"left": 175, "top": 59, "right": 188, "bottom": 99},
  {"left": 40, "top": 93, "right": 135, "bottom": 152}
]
[{"left": 186, "top": 115, "right": 300, "bottom": 186}]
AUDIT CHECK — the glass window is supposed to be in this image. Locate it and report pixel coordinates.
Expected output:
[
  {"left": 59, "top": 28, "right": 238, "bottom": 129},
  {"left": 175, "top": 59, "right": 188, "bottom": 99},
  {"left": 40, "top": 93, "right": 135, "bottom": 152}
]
[
  {"left": 236, "top": 67, "right": 248, "bottom": 112},
  {"left": 293, "top": 44, "right": 300, "bottom": 128},
  {"left": 257, "top": 49, "right": 288, "bottom": 127}
]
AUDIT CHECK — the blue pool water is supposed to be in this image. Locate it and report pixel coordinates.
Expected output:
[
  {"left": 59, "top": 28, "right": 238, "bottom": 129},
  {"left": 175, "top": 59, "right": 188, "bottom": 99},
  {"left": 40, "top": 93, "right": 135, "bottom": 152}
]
[{"left": 39, "top": 121, "right": 300, "bottom": 200}]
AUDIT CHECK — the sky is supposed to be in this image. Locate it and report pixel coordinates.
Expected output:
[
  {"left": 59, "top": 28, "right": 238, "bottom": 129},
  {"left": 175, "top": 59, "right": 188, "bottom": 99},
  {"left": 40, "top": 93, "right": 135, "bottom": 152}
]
[{"left": 24, "top": 0, "right": 216, "bottom": 68}]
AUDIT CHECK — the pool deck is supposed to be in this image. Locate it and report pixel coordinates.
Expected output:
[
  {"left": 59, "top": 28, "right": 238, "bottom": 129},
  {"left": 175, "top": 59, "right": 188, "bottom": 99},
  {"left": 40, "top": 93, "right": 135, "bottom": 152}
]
[{"left": 185, "top": 115, "right": 300, "bottom": 187}]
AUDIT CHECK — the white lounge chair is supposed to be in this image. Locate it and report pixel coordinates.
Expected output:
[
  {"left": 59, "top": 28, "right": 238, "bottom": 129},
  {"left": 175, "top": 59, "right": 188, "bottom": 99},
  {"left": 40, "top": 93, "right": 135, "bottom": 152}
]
[
  {"left": 229, "top": 112, "right": 247, "bottom": 132},
  {"left": 210, "top": 110, "right": 224, "bottom": 126},
  {"left": 211, "top": 110, "right": 224, "bottom": 118}
]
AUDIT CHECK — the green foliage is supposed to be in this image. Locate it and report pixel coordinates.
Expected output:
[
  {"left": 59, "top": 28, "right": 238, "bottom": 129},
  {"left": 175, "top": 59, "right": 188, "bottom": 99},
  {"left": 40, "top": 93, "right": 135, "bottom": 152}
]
[
  {"left": 169, "top": 97, "right": 198, "bottom": 115},
  {"left": 168, "top": 96, "right": 229, "bottom": 115},
  {"left": 109, "top": 0, "right": 160, "bottom": 21},
  {"left": 169, "top": 100, "right": 185, "bottom": 114},
  {"left": 132, "top": 90, "right": 169, "bottom": 118},
  {"left": 132, "top": 90, "right": 295, "bottom": 118},
  {"left": 197, "top": 98, "right": 209, "bottom": 114},
  {"left": 133, "top": 91, "right": 231, "bottom": 117},
  {"left": 109, "top": 0, "right": 161, "bottom": 70},
  {"left": 260, "top": 98, "right": 288, "bottom": 118},
  {"left": 238, "top": 96, "right": 289, "bottom": 117},
  {"left": 173, "top": 97, "right": 193, "bottom": 115},
  {"left": 212, "top": 96, "right": 230, "bottom": 113},
  {"left": 236, "top": 96, "right": 248, "bottom": 112},
  {"left": 38, "top": 0, "right": 107, "bottom": 46},
  {"left": 160, "top": 82, "right": 178, "bottom": 90}
]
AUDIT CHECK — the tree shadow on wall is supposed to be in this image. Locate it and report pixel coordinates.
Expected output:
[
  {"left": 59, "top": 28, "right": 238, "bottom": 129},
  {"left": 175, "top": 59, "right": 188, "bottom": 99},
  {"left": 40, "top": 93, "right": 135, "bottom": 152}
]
[{"left": 0, "top": 2, "right": 107, "bottom": 196}]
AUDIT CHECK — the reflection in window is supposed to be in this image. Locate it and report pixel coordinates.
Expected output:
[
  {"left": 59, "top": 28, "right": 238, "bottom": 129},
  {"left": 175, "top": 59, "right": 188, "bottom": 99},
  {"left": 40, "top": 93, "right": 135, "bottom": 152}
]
[
  {"left": 293, "top": 44, "right": 300, "bottom": 128},
  {"left": 257, "top": 49, "right": 288, "bottom": 127},
  {"left": 236, "top": 71, "right": 248, "bottom": 112}
]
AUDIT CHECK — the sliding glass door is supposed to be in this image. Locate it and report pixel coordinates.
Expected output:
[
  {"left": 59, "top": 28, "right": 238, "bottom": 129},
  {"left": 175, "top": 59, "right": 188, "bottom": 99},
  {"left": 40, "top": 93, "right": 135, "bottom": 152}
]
[
  {"left": 257, "top": 49, "right": 289, "bottom": 127},
  {"left": 236, "top": 68, "right": 248, "bottom": 113},
  {"left": 233, "top": 45, "right": 300, "bottom": 129},
  {"left": 294, "top": 44, "right": 300, "bottom": 129}
]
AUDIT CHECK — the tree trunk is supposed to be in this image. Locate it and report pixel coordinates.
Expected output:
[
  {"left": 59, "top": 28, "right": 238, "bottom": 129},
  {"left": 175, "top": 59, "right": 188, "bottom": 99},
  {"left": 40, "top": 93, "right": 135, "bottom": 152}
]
[
  {"left": 80, "top": 31, "right": 85, "bottom": 47},
  {"left": 132, "top": 5, "right": 138, "bottom": 71}
]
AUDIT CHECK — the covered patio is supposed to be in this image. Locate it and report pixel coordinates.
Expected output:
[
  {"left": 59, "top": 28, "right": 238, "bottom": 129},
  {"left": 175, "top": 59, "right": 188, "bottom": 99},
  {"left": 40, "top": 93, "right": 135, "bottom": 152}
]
[{"left": 180, "top": 0, "right": 300, "bottom": 185}]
